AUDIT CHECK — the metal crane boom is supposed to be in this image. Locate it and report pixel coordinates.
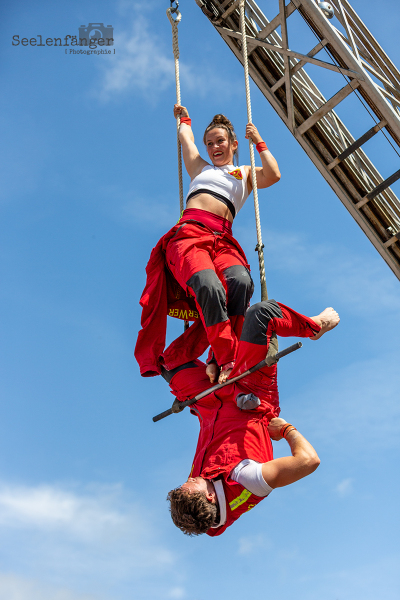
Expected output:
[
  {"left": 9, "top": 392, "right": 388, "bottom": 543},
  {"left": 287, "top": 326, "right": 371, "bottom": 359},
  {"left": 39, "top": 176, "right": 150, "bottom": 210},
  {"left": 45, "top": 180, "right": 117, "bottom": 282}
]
[{"left": 194, "top": 0, "right": 400, "bottom": 280}]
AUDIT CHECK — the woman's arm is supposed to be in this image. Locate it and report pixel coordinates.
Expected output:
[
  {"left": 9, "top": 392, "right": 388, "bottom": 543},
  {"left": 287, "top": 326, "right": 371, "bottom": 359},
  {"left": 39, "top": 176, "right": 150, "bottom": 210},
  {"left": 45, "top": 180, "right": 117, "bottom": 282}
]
[
  {"left": 261, "top": 418, "right": 320, "bottom": 489},
  {"left": 245, "top": 123, "right": 281, "bottom": 191},
  {"left": 174, "top": 104, "right": 208, "bottom": 179}
]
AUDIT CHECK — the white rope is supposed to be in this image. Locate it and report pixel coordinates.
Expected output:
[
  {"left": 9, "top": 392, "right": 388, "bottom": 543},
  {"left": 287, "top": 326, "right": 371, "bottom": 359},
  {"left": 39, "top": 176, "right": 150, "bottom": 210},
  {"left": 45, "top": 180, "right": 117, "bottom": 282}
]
[
  {"left": 167, "top": 8, "right": 184, "bottom": 217},
  {"left": 239, "top": 0, "right": 268, "bottom": 301},
  {"left": 167, "top": 6, "right": 188, "bottom": 331}
]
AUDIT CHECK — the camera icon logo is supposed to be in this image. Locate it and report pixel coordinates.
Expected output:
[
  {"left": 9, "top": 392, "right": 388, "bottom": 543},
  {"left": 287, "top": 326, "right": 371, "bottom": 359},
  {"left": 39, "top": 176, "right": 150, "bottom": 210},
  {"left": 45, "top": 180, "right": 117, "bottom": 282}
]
[{"left": 79, "top": 23, "right": 114, "bottom": 45}]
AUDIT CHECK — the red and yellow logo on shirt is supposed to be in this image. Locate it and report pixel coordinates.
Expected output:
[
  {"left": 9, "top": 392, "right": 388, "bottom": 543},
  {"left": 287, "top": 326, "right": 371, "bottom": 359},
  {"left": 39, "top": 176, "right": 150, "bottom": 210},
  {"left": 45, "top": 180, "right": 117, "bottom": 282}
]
[{"left": 228, "top": 168, "right": 243, "bottom": 180}]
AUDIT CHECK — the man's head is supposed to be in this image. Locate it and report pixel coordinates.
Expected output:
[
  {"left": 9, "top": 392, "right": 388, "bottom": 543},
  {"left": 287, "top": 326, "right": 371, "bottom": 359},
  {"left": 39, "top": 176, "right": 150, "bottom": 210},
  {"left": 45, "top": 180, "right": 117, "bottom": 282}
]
[{"left": 167, "top": 477, "right": 219, "bottom": 536}]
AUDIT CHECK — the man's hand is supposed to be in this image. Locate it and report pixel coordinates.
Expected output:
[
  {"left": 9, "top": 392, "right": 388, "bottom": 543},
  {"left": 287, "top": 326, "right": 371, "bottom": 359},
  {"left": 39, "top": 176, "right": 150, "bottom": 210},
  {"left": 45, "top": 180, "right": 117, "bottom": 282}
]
[
  {"left": 263, "top": 419, "right": 320, "bottom": 488},
  {"left": 267, "top": 417, "right": 287, "bottom": 441}
]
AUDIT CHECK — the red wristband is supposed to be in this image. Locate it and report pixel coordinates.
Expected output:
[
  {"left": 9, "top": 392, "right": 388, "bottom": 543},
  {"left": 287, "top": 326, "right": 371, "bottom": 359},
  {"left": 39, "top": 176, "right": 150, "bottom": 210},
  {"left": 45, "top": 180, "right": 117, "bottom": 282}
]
[
  {"left": 256, "top": 141, "right": 268, "bottom": 153},
  {"left": 280, "top": 423, "right": 297, "bottom": 439},
  {"left": 180, "top": 116, "right": 192, "bottom": 126}
]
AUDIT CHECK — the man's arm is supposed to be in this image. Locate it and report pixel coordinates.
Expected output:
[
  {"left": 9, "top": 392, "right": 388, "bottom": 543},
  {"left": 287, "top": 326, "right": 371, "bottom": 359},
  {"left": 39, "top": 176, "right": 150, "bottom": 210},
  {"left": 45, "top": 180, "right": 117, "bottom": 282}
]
[{"left": 261, "top": 418, "right": 320, "bottom": 489}]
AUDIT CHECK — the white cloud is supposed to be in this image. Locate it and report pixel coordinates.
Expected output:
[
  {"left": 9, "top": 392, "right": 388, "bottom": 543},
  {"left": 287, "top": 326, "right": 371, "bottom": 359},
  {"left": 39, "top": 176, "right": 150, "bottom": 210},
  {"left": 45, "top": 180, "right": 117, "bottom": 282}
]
[
  {"left": 0, "top": 481, "right": 176, "bottom": 595},
  {"left": 97, "top": 14, "right": 238, "bottom": 102},
  {"left": 167, "top": 587, "right": 186, "bottom": 599},
  {"left": 99, "top": 16, "right": 174, "bottom": 101},
  {"left": 0, "top": 483, "right": 125, "bottom": 538},
  {"left": 335, "top": 478, "right": 353, "bottom": 497},
  {"left": 0, "top": 573, "right": 100, "bottom": 600}
]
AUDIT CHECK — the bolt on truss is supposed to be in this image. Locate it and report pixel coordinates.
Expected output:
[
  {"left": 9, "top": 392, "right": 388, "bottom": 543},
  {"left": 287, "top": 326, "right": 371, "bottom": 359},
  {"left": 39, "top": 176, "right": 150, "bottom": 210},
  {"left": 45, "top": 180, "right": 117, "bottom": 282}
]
[{"left": 194, "top": 0, "right": 400, "bottom": 280}]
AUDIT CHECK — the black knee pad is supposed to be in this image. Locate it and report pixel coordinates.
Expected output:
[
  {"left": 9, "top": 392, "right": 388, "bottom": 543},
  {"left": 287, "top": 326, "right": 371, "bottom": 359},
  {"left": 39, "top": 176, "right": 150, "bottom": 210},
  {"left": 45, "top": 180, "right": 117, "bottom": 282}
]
[
  {"left": 240, "top": 300, "right": 282, "bottom": 344},
  {"left": 186, "top": 269, "right": 227, "bottom": 327},
  {"left": 223, "top": 265, "right": 254, "bottom": 316}
]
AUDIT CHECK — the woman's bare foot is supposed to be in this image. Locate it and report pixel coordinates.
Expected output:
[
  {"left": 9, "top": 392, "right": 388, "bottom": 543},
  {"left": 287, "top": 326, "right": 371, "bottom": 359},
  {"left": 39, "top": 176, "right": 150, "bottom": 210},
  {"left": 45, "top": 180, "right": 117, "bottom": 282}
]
[
  {"left": 206, "top": 362, "right": 219, "bottom": 384},
  {"left": 310, "top": 307, "right": 340, "bottom": 340},
  {"left": 218, "top": 368, "right": 233, "bottom": 384},
  {"left": 218, "top": 361, "right": 235, "bottom": 384}
]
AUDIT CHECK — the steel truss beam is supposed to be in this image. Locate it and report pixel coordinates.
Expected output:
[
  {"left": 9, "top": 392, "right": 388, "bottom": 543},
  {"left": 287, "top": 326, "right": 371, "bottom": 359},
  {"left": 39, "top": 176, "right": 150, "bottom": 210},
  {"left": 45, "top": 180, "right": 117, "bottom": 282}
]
[{"left": 194, "top": 0, "right": 400, "bottom": 280}]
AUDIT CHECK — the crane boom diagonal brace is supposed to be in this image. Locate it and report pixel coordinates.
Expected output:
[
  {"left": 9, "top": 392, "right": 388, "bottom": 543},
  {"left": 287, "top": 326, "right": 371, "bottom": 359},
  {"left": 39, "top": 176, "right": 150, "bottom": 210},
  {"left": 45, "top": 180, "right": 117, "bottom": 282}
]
[{"left": 195, "top": 0, "right": 400, "bottom": 280}]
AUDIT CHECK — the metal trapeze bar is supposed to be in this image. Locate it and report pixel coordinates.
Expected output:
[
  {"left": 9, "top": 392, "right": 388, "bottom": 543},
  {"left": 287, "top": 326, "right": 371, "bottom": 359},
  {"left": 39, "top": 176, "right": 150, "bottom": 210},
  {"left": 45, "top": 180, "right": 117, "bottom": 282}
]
[{"left": 152, "top": 341, "right": 302, "bottom": 422}]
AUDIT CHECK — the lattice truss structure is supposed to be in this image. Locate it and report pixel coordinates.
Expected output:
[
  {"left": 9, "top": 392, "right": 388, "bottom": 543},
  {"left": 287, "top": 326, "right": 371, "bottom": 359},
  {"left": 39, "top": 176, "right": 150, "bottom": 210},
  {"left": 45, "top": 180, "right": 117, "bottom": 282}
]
[{"left": 194, "top": 0, "right": 400, "bottom": 280}]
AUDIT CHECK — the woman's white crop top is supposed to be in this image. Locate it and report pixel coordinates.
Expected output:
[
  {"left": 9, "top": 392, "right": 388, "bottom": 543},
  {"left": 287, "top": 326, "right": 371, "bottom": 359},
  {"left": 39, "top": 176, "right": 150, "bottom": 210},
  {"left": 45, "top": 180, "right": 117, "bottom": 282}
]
[{"left": 186, "top": 164, "right": 249, "bottom": 219}]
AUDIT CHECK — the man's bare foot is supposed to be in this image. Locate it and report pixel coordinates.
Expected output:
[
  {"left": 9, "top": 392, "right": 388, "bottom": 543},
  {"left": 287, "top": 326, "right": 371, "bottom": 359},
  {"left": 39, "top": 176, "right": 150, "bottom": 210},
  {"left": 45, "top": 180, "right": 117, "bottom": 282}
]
[
  {"left": 310, "top": 307, "right": 340, "bottom": 340},
  {"left": 206, "top": 362, "right": 219, "bottom": 383}
]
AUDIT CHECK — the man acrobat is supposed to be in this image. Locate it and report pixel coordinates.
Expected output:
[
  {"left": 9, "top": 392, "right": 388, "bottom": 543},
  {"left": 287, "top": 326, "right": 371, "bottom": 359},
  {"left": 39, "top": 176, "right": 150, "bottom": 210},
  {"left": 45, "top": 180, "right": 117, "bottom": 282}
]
[{"left": 162, "top": 300, "right": 339, "bottom": 536}]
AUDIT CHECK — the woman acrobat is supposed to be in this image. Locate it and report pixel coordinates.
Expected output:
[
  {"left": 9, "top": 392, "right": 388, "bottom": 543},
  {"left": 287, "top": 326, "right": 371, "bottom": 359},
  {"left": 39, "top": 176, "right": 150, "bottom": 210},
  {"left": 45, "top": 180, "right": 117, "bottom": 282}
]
[
  {"left": 135, "top": 106, "right": 281, "bottom": 385},
  {"left": 167, "top": 105, "right": 280, "bottom": 383}
]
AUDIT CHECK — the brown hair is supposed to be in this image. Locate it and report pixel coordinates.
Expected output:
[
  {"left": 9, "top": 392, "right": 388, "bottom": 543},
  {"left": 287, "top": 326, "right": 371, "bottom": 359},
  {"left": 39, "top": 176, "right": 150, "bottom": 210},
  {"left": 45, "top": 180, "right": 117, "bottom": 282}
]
[
  {"left": 167, "top": 487, "right": 219, "bottom": 536},
  {"left": 203, "top": 114, "right": 239, "bottom": 165}
]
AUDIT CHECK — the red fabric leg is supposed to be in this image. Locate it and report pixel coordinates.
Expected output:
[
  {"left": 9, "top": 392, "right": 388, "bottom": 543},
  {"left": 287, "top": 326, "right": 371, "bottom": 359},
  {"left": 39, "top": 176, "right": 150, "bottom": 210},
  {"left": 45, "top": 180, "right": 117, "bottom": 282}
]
[
  {"left": 165, "top": 233, "right": 239, "bottom": 366},
  {"left": 230, "top": 300, "right": 321, "bottom": 394},
  {"left": 212, "top": 242, "right": 249, "bottom": 273},
  {"left": 229, "top": 314, "right": 245, "bottom": 342},
  {"left": 213, "top": 240, "right": 253, "bottom": 353},
  {"left": 266, "top": 302, "right": 320, "bottom": 339},
  {"left": 161, "top": 319, "right": 209, "bottom": 371}
]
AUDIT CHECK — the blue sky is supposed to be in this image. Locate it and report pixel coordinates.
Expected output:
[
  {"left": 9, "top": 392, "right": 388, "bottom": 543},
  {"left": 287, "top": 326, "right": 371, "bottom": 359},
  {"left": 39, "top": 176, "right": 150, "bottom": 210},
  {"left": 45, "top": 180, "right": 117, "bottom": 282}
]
[{"left": 1, "top": 1, "right": 400, "bottom": 599}]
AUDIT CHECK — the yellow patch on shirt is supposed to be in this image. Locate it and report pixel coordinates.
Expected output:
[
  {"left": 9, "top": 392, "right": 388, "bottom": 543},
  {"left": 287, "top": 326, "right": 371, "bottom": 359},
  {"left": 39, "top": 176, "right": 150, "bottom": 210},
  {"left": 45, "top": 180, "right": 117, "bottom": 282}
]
[
  {"left": 229, "top": 489, "right": 252, "bottom": 511},
  {"left": 228, "top": 168, "right": 243, "bottom": 180}
]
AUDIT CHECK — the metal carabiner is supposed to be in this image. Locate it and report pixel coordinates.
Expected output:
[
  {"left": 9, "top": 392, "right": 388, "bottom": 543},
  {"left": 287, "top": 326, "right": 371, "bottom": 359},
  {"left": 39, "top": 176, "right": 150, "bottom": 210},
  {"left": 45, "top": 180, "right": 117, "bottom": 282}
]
[
  {"left": 167, "top": 5, "right": 182, "bottom": 25},
  {"left": 170, "top": 0, "right": 179, "bottom": 14}
]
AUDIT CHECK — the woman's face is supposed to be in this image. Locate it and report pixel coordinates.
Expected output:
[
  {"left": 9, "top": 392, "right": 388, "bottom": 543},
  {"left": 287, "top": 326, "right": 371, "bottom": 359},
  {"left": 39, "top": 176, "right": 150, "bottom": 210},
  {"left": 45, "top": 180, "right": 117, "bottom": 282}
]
[{"left": 205, "top": 127, "right": 238, "bottom": 166}]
